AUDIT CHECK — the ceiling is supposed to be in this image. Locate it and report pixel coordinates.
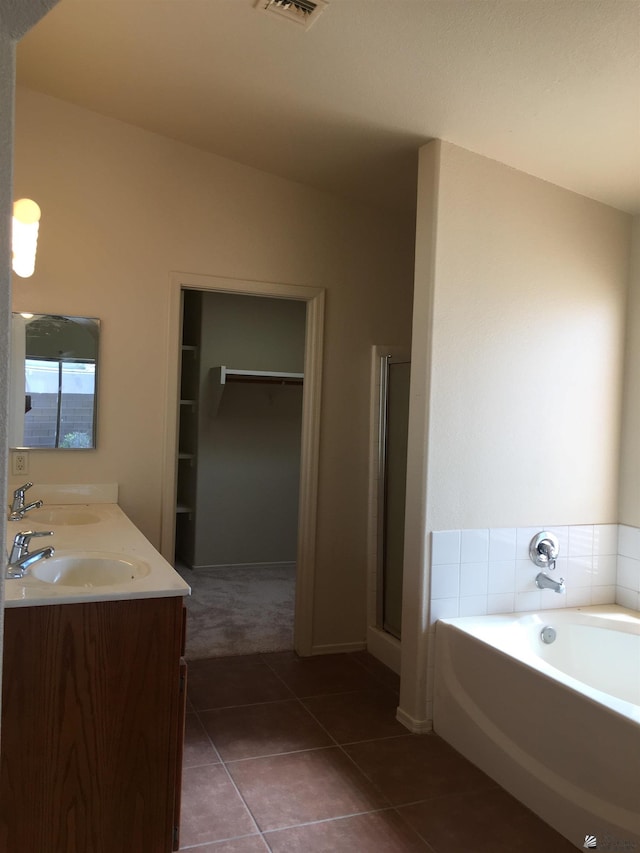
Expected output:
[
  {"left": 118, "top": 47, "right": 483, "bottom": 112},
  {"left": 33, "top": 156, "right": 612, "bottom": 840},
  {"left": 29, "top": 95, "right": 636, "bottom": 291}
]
[{"left": 16, "top": 0, "right": 640, "bottom": 214}]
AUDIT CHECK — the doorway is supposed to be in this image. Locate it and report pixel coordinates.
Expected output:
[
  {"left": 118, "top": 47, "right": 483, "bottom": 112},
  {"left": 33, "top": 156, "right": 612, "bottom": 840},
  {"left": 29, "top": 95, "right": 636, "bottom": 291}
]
[
  {"left": 175, "top": 289, "right": 306, "bottom": 657},
  {"left": 161, "top": 273, "right": 325, "bottom": 658}
]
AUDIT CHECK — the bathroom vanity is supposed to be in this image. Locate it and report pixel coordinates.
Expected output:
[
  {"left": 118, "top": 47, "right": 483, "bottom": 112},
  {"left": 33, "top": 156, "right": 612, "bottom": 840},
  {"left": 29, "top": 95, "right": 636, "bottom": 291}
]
[{"left": 0, "top": 495, "right": 190, "bottom": 853}]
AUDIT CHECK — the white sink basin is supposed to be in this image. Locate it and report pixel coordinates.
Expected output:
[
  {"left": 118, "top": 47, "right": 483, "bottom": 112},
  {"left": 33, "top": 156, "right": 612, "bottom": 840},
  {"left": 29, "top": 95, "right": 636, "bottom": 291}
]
[
  {"left": 31, "top": 551, "right": 150, "bottom": 587},
  {"left": 27, "top": 507, "right": 102, "bottom": 526}
]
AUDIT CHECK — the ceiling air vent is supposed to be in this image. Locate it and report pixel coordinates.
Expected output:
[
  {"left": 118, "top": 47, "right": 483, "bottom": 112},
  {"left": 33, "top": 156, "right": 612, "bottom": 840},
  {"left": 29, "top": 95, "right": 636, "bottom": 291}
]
[{"left": 254, "top": 0, "right": 329, "bottom": 31}]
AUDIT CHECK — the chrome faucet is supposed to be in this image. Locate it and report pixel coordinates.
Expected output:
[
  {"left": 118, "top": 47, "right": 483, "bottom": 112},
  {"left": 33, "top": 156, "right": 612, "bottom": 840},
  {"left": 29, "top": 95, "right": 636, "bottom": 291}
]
[
  {"left": 6, "top": 530, "right": 54, "bottom": 579},
  {"left": 8, "top": 482, "right": 43, "bottom": 521},
  {"left": 535, "top": 572, "right": 565, "bottom": 594}
]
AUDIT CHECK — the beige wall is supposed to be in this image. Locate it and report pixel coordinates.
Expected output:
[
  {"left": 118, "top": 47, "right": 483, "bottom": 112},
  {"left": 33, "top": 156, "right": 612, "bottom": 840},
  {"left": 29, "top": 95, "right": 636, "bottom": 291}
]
[
  {"left": 401, "top": 140, "right": 631, "bottom": 726},
  {"left": 9, "top": 87, "right": 415, "bottom": 650},
  {"left": 619, "top": 216, "right": 640, "bottom": 525},
  {"left": 428, "top": 142, "right": 630, "bottom": 532}
]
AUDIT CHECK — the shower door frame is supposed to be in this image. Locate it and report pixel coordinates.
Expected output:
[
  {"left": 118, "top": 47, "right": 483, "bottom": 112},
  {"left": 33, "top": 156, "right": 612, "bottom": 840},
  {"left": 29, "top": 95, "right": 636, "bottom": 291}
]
[
  {"left": 377, "top": 353, "right": 410, "bottom": 638},
  {"left": 366, "top": 345, "right": 410, "bottom": 673}
]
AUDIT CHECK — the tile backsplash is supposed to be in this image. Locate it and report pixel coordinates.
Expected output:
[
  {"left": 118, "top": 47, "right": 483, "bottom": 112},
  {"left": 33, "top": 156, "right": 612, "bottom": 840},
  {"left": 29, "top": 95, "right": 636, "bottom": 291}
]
[{"left": 430, "top": 523, "right": 639, "bottom": 624}]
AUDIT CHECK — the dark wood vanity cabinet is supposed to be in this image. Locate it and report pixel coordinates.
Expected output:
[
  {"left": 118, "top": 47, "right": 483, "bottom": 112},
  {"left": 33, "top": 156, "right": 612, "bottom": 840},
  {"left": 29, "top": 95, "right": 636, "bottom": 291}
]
[{"left": 0, "top": 596, "right": 187, "bottom": 853}]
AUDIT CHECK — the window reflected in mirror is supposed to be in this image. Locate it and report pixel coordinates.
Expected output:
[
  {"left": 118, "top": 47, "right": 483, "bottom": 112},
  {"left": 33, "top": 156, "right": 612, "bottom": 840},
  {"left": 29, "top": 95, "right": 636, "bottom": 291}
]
[{"left": 9, "top": 314, "right": 99, "bottom": 450}]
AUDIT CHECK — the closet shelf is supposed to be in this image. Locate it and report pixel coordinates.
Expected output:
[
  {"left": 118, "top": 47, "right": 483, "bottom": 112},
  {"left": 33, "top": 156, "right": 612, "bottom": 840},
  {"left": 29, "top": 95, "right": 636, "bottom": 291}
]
[
  {"left": 210, "top": 365, "right": 304, "bottom": 416},
  {"left": 212, "top": 366, "right": 304, "bottom": 386}
]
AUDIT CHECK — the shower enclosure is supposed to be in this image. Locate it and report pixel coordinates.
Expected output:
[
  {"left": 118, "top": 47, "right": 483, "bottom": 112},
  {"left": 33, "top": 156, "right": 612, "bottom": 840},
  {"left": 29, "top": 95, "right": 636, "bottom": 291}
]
[{"left": 377, "top": 354, "right": 410, "bottom": 639}]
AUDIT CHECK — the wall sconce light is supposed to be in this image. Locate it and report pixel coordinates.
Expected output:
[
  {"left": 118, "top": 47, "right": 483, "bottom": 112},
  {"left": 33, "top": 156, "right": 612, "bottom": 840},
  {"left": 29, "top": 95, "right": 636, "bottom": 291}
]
[{"left": 12, "top": 198, "right": 41, "bottom": 278}]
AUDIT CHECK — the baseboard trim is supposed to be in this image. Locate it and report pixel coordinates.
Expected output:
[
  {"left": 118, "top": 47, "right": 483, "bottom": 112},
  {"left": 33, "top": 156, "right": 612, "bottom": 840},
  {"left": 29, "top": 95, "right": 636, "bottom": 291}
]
[
  {"left": 190, "top": 561, "right": 296, "bottom": 571},
  {"left": 366, "top": 626, "right": 401, "bottom": 674},
  {"left": 310, "top": 640, "right": 367, "bottom": 656},
  {"left": 396, "top": 707, "right": 433, "bottom": 733}
]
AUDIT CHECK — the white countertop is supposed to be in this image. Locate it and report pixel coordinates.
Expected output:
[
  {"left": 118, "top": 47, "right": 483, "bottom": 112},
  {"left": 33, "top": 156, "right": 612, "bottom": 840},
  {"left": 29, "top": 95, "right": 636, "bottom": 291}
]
[{"left": 5, "top": 503, "right": 190, "bottom": 608}]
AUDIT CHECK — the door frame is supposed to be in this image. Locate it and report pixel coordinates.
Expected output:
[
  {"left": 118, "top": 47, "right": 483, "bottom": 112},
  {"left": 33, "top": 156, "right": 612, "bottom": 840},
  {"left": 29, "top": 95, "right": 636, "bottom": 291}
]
[{"left": 161, "top": 272, "right": 325, "bottom": 657}]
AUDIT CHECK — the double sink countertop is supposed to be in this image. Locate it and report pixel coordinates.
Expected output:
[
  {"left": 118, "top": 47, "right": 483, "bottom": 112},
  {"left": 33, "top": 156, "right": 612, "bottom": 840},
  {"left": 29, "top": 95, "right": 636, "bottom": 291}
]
[{"left": 4, "top": 490, "right": 190, "bottom": 608}]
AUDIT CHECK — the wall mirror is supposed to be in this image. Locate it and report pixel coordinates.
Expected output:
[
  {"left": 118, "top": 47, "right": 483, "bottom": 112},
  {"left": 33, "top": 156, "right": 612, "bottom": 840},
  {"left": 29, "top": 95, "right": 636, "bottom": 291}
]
[{"left": 9, "top": 313, "right": 100, "bottom": 450}]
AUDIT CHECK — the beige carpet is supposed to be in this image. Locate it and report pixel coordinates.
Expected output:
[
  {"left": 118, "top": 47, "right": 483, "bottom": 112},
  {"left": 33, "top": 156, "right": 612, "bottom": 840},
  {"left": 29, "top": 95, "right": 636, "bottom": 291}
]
[{"left": 176, "top": 562, "right": 295, "bottom": 659}]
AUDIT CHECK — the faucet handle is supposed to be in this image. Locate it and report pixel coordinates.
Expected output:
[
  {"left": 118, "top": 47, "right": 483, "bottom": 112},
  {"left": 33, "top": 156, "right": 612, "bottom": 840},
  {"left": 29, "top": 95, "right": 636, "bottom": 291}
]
[
  {"left": 8, "top": 484, "right": 42, "bottom": 521},
  {"left": 529, "top": 531, "right": 560, "bottom": 569},
  {"left": 13, "top": 482, "right": 33, "bottom": 499},
  {"left": 9, "top": 529, "right": 53, "bottom": 564},
  {"left": 9, "top": 482, "right": 33, "bottom": 518},
  {"left": 20, "top": 529, "right": 53, "bottom": 538},
  {"left": 13, "top": 529, "right": 53, "bottom": 548}
]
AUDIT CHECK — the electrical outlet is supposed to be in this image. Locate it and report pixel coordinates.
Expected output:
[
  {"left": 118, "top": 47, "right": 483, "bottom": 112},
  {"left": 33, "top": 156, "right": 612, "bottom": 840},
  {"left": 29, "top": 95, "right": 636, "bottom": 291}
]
[{"left": 11, "top": 451, "right": 29, "bottom": 476}]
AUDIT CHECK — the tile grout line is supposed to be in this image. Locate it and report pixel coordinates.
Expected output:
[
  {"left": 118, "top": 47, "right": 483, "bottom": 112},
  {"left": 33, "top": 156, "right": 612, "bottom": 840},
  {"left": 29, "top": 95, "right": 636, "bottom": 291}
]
[
  {"left": 222, "top": 743, "right": 339, "bottom": 765},
  {"left": 184, "top": 656, "right": 298, "bottom": 848},
  {"left": 184, "top": 653, "right": 408, "bottom": 849},
  {"left": 297, "top": 696, "right": 404, "bottom": 820},
  {"left": 259, "top": 650, "right": 400, "bottom": 700},
  {"left": 180, "top": 830, "right": 270, "bottom": 850},
  {"left": 191, "top": 703, "right": 267, "bottom": 843},
  {"left": 300, "top": 708, "right": 455, "bottom": 852},
  {"left": 191, "top": 694, "right": 297, "bottom": 714},
  {"left": 190, "top": 687, "right": 398, "bottom": 847},
  {"left": 181, "top": 706, "right": 267, "bottom": 849},
  {"left": 259, "top": 803, "right": 428, "bottom": 835},
  {"left": 189, "top": 682, "right": 399, "bottom": 715}
]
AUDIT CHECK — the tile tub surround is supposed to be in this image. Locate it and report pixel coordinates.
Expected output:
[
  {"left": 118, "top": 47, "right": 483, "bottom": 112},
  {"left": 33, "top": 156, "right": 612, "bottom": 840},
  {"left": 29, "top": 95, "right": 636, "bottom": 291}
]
[
  {"left": 430, "top": 524, "right": 626, "bottom": 623},
  {"left": 418, "top": 523, "right": 634, "bottom": 732}
]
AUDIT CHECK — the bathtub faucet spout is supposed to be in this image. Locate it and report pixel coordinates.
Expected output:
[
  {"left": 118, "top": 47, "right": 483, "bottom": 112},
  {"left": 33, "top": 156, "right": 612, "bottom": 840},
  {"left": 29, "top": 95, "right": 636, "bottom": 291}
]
[{"left": 535, "top": 572, "right": 565, "bottom": 593}]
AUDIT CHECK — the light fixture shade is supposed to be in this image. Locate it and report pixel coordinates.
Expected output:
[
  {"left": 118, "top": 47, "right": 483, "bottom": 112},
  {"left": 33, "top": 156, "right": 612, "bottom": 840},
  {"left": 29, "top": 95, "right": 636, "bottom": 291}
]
[{"left": 12, "top": 198, "right": 41, "bottom": 278}]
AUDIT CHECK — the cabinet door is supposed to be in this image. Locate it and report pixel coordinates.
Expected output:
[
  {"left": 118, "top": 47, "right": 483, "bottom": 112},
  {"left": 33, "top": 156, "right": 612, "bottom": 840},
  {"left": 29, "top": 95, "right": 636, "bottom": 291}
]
[{"left": 0, "top": 597, "right": 184, "bottom": 853}]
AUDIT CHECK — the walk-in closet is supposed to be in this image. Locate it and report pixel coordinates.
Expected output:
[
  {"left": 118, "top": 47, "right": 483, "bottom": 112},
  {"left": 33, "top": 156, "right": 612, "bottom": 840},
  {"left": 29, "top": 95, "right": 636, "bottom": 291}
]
[{"left": 175, "top": 289, "right": 306, "bottom": 658}]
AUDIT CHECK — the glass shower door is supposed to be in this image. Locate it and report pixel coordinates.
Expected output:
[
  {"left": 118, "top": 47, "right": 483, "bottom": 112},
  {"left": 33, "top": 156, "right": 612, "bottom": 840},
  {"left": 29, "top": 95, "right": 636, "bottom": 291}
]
[{"left": 378, "top": 356, "right": 410, "bottom": 639}]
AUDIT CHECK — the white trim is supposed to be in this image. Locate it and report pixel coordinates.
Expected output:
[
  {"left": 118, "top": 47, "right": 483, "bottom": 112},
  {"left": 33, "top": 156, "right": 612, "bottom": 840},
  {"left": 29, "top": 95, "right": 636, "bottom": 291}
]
[
  {"left": 310, "top": 641, "right": 367, "bottom": 656},
  {"left": 367, "top": 625, "right": 401, "bottom": 674},
  {"left": 161, "top": 271, "right": 324, "bottom": 658},
  {"left": 295, "top": 286, "right": 324, "bottom": 656},
  {"left": 396, "top": 706, "right": 433, "bottom": 733},
  {"left": 399, "top": 141, "right": 441, "bottom": 731}
]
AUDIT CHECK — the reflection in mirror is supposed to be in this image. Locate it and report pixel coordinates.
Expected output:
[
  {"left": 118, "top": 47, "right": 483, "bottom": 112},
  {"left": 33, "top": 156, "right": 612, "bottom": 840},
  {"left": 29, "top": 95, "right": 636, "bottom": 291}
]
[{"left": 9, "top": 314, "right": 99, "bottom": 450}]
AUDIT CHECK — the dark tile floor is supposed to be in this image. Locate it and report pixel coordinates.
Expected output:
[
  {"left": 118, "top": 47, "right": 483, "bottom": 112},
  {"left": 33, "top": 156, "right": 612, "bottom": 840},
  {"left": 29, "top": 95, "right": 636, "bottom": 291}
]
[{"left": 180, "top": 651, "right": 576, "bottom": 852}]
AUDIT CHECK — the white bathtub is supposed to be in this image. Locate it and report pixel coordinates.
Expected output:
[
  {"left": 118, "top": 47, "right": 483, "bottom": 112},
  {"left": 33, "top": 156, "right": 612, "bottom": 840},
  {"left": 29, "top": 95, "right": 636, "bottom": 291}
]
[{"left": 434, "top": 605, "right": 640, "bottom": 850}]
